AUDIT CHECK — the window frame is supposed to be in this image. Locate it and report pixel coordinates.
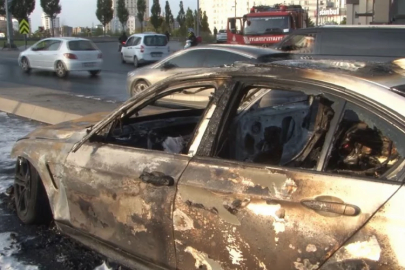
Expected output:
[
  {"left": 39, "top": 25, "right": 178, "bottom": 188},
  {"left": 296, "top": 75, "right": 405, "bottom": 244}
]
[{"left": 208, "top": 77, "right": 405, "bottom": 183}]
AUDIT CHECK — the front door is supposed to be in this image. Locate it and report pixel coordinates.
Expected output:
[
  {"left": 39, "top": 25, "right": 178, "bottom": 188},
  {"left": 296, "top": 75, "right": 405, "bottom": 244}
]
[
  {"left": 41, "top": 39, "right": 62, "bottom": 69},
  {"left": 63, "top": 143, "right": 188, "bottom": 268},
  {"left": 61, "top": 80, "right": 226, "bottom": 269},
  {"left": 173, "top": 84, "right": 404, "bottom": 269}
]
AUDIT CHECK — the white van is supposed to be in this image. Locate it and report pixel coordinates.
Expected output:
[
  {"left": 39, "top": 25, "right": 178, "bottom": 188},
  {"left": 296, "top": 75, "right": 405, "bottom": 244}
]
[{"left": 121, "top": 32, "right": 170, "bottom": 67}]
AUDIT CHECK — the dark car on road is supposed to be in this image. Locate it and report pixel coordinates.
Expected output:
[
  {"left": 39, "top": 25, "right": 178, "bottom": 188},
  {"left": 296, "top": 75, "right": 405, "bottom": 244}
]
[
  {"left": 274, "top": 25, "right": 405, "bottom": 62},
  {"left": 11, "top": 59, "right": 405, "bottom": 270},
  {"left": 127, "top": 44, "right": 290, "bottom": 98}
]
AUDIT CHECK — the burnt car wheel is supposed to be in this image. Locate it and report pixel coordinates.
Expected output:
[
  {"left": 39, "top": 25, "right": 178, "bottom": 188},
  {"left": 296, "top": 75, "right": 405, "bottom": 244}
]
[
  {"left": 131, "top": 80, "right": 149, "bottom": 97},
  {"left": 14, "top": 157, "right": 52, "bottom": 224}
]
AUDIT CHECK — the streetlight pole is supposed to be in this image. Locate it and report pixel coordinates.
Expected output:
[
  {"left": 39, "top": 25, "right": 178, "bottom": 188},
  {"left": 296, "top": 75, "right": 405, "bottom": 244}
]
[
  {"left": 196, "top": 0, "right": 200, "bottom": 36},
  {"left": 316, "top": 0, "right": 319, "bottom": 26},
  {"left": 5, "top": 0, "right": 14, "bottom": 47},
  {"left": 235, "top": 0, "right": 236, "bottom": 18}
]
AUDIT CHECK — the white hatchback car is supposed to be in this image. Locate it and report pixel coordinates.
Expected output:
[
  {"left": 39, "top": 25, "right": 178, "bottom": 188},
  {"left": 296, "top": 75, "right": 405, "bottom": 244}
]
[
  {"left": 121, "top": 33, "right": 170, "bottom": 67},
  {"left": 18, "top": 37, "right": 103, "bottom": 78}
]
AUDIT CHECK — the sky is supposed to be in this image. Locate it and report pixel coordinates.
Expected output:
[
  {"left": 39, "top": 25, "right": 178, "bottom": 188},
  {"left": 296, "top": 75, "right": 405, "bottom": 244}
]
[{"left": 30, "top": 0, "right": 197, "bottom": 29}]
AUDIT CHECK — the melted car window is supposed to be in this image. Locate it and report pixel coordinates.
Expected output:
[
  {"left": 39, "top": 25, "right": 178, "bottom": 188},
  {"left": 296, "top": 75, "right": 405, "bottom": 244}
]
[
  {"left": 325, "top": 102, "right": 404, "bottom": 179},
  {"left": 105, "top": 87, "right": 215, "bottom": 155},
  {"left": 217, "top": 88, "right": 334, "bottom": 169}
]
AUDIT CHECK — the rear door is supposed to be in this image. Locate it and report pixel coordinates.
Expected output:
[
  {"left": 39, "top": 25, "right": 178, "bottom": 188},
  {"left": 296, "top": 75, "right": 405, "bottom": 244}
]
[
  {"left": 67, "top": 39, "right": 100, "bottom": 64},
  {"left": 41, "top": 39, "right": 62, "bottom": 69},
  {"left": 173, "top": 83, "right": 405, "bottom": 269},
  {"left": 142, "top": 35, "right": 169, "bottom": 60}
]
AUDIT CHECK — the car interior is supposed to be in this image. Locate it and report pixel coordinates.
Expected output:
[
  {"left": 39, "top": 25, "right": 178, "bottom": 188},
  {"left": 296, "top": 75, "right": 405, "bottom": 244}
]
[{"left": 97, "top": 85, "right": 402, "bottom": 179}]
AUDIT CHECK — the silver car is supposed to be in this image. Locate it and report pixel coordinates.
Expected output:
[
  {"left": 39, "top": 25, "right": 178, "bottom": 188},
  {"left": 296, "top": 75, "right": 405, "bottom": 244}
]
[
  {"left": 18, "top": 37, "right": 103, "bottom": 78},
  {"left": 126, "top": 44, "right": 290, "bottom": 106},
  {"left": 216, "top": 29, "right": 227, "bottom": 43}
]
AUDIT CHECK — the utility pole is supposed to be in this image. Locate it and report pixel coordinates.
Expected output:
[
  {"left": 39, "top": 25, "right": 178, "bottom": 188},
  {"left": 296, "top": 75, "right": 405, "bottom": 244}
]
[
  {"left": 196, "top": 0, "right": 200, "bottom": 36},
  {"left": 316, "top": 0, "right": 319, "bottom": 26},
  {"left": 5, "top": 0, "right": 14, "bottom": 47},
  {"left": 234, "top": 0, "right": 236, "bottom": 18}
]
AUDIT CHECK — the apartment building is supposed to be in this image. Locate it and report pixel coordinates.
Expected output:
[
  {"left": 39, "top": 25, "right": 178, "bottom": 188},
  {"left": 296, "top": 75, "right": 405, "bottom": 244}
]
[
  {"left": 107, "top": 0, "right": 150, "bottom": 33},
  {"left": 41, "top": 12, "right": 60, "bottom": 30}
]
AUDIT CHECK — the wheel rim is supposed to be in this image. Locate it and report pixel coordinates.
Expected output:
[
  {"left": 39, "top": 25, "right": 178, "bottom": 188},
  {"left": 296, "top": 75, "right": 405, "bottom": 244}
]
[
  {"left": 14, "top": 158, "right": 31, "bottom": 216},
  {"left": 56, "top": 62, "right": 65, "bottom": 76},
  {"left": 132, "top": 82, "right": 147, "bottom": 96},
  {"left": 21, "top": 59, "right": 28, "bottom": 71}
]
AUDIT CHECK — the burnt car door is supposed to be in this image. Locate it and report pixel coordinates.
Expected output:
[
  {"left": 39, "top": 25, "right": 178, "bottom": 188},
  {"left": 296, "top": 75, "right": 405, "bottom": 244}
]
[
  {"left": 59, "top": 80, "right": 231, "bottom": 269},
  {"left": 173, "top": 83, "right": 405, "bottom": 269}
]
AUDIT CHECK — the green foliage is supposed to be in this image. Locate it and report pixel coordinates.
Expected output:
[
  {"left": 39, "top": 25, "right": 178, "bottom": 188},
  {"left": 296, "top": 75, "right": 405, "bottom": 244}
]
[
  {"left": 340, "top": 17, "right": 346, "bottom": 25},
  {"left": 185, "top": 8, "right": 194, "bottom": 29},
  {"left": 40, "top": 0, "right": 61, "bottom": 19},
  {"left": 201, "top": 10, "right": 210, "bottom": 33},
  {"left": 164, "top": 1, "right": 173, "bottom": 31},
  {"left": 96, "top": 0, "right": 113, "bottom": 34},
  {"left": 177, "top": 1, "right": 185, "bottom": 28},
  {"left": 0, "top": 0, "right": 5, "bottom": 16},
  {"left": 117, "top": 0, "right": 129, "bottom": 31},
  {"left": 136, "top": 0, "right": 146, "bottom": 32},
  {"left": 9, "top": 0, "right": 36, "bottom": 20},
  {"left": 150, "top": 0, "right": 162, "bottom": 32}
]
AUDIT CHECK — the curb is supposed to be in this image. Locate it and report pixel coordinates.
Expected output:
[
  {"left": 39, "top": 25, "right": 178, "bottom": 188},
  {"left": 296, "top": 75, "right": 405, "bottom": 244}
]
[{"left": 0, "top": 96, "right": 83, "bottom": 125}]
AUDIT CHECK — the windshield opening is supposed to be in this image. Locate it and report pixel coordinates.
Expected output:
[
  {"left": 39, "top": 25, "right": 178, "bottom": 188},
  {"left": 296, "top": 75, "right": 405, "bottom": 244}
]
[{"left": 244, "top": 16, "right": 290, "bottom": 35}]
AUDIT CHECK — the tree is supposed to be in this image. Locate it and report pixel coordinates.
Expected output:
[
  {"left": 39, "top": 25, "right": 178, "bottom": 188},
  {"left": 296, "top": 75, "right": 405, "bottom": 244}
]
[
  {"left": 0, "top": 0, "right": 5, "bottom": 16},
  {"left": 96, "top": 0, "right": 113, "bottom": 36},
  {"left": 185, "top": 7, "right": 194, "bottom": 29},
  {"left": 40, "top": 0, "right": 61, "bottom": 37},
  {"left": 340, "top": 17, "right": 347, "bottom": 25},
  {"left": 164, "top": 1, "right": 173, "bottom": 31},
  {"left": 177, "top": 1, "right": 186, "bottom": 34},
  {"left": 117, "top": 0, "right": 129, "bottom": 32},
  {"left": 9, "top": 0, "right": 36, "bottom": 22},
  {"left": 201, "top": 10, "right": 210, "bottom": 33},
  {"left": 137, "top": 0, "right": 146, "bottom": 32},
  {"left": 150, "top": 0, "right": 162, "bottom": 32}
]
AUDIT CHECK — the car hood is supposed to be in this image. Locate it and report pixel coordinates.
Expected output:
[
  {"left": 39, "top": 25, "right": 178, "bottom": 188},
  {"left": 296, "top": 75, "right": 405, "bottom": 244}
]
[{"left": 21, "top": 112, "right": 109, "bottom": 142}]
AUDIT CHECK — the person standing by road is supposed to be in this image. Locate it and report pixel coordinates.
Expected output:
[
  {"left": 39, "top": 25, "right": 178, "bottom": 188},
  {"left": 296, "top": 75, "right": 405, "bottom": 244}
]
[{"left": 214, "top": 27, "right": 218, "bottom": 37}]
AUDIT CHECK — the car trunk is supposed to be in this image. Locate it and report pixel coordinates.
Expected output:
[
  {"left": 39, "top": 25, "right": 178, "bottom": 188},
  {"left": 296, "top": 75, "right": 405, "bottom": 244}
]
[
  {"left": 143, "top": 35, "right": 169, "bottom": 59},
  {"left": 67, "top": 40, "right": 100, "bottom": 62}
]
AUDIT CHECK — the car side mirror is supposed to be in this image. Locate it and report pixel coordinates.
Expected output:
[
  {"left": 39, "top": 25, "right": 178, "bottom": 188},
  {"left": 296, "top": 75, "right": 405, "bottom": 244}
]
[{"left": 31, "top": 47, "right": 37, "bottom": 51}]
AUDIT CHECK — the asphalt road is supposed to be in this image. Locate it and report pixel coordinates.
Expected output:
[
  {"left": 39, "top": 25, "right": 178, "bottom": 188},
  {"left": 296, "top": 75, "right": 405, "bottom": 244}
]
[{"left": 0, "top": 41, "right": 183, "bottom": 102}]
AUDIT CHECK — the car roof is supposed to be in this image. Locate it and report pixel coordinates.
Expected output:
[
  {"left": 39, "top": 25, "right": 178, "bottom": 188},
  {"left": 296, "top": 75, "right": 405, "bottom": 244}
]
[
  {"left": 151, "top": 59, "right": 405, "bottom": 118},
  {"left": 129, "top": 32, "right": 166, "bottom": 37},
  {"left": 182, "top": 44, "right": 284, "bottom": 57}
]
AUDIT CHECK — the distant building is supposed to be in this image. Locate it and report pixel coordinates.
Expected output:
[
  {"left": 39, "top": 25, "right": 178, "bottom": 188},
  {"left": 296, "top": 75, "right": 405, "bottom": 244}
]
[
  {"left": 201, "top": 0, "right": 347, "bottom": 32},
  {"left": 60, "top": 26, "right": 73, "bottom": 36},
  {"left": 107, "top": 0, "right": 150, "bottom": 33},
  {"left": 0, "top": 16, "right": 32, "bottom": 34},
  {"left": 41, "top": 12, "right": 60, "bottom": 30}
]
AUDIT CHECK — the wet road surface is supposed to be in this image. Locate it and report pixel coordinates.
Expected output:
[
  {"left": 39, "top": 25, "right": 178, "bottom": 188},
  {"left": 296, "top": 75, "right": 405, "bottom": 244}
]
[
  {"left": 0, "top": 42, "right": 183, "bottom": 102},
  {"left": 0, "top": 112, "right": 128, "bottom": 270}
]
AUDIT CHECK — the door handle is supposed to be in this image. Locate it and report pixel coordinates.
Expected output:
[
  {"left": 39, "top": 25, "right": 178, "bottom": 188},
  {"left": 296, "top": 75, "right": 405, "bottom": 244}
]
[
  {"left": 140, "top": 171, "right": 174, "bottom": 186},
  {"left": 301, "top": 199, "right": 360, "bottom": 216}
]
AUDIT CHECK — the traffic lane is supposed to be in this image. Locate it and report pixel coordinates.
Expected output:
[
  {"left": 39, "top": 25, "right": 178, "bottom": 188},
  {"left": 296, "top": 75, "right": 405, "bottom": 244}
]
[
  {"left": 0, "top": 63, "right": 129, "bottom": 102},
  {"left": 96, "top": 41, "right": 183, "bottom": 73}
]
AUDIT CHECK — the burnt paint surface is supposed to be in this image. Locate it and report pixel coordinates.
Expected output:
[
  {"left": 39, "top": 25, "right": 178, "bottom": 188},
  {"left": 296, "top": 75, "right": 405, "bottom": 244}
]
[
  {"left": 321, "top": 186, "right": 405, "bottom": 270},
  {"left": 173, "top": 156, "right": 400, "bottom": 270},
  {"left": 63, "top": 143, "right": 190, "bottom": 269}
]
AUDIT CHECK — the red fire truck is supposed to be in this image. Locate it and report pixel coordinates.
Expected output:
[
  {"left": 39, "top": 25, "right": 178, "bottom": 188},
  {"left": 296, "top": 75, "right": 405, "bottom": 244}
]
[{"left": 227, "top": 4, "right": 309, "bottom": 46}]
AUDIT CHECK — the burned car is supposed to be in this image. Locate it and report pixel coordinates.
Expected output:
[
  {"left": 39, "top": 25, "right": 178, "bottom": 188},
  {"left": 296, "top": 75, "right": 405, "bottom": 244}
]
[{"left": 11, "top": 60, "right": 405, "bottom": 270}]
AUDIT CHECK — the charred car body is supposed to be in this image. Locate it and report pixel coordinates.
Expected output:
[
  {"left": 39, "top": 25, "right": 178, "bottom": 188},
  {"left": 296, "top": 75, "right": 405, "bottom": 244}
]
[{"left": 11, "top": 59, "right": 405, "bottom": 270}]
